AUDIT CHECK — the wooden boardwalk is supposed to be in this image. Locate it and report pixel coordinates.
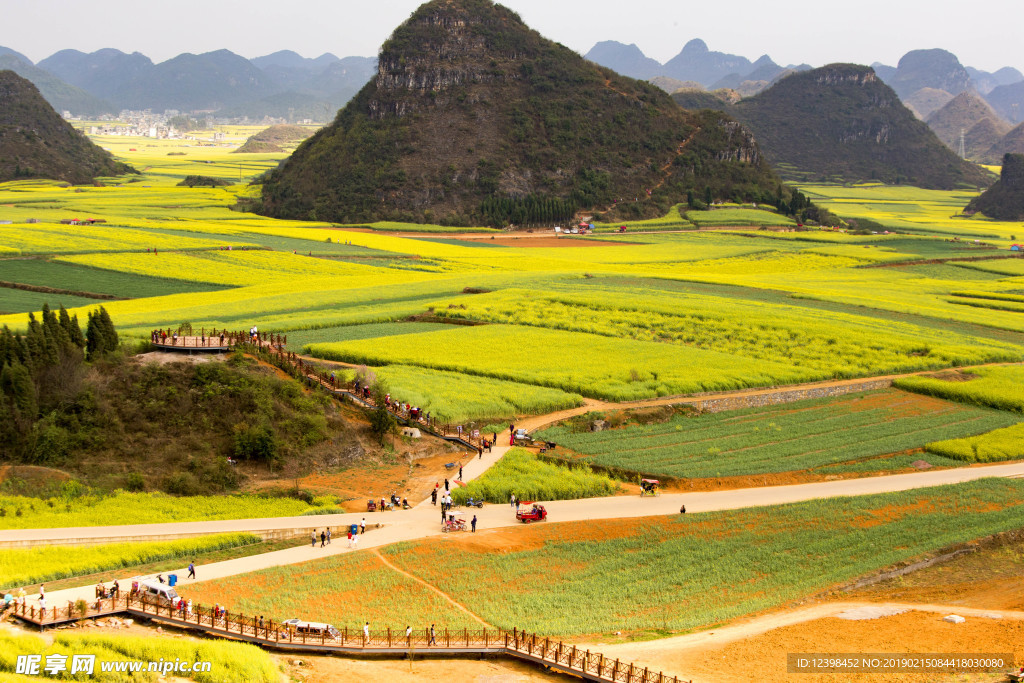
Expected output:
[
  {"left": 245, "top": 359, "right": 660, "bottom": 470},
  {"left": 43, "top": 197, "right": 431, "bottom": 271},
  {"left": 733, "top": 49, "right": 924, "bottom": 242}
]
[{"left": 12, "top": 596, "right": 689, "bottom": 683}]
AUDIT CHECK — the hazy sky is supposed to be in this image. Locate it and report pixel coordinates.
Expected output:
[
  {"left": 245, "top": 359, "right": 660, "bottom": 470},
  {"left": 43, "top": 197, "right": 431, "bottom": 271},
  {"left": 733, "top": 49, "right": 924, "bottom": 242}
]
[{"left": 3, "top": 0, "right": 1021, "bottom": 74}]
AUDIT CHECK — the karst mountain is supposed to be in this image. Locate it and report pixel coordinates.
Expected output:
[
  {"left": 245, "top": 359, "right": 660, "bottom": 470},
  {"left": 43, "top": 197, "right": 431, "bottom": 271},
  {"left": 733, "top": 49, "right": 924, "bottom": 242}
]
[{"left": 258, "top": 0, "right": 783, "bottom": 225}]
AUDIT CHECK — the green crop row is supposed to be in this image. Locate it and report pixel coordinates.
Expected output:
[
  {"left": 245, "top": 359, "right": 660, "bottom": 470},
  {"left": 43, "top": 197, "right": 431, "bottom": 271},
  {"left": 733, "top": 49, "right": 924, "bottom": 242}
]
[
  {"left": 537, "top": 389, "right": 1017, "bottom": 478},
  {"left": 925, "top": 422, "right": 1024, "bottom": 462},
  {"left": 450, "top": 448, "right": 618, "bottom": 504},
  {"left": 0, "top": 533, "right": 260, "bottom": 588}
]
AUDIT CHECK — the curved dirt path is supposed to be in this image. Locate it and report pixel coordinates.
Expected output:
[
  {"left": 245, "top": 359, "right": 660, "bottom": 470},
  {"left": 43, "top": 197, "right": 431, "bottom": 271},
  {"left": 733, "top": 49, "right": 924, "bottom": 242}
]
[
  {"left": 581, "top": 601, "right": 1024, "bottom": 658},
  {"left": 371, "top": 549, "right": 492, "bottom": 628}
]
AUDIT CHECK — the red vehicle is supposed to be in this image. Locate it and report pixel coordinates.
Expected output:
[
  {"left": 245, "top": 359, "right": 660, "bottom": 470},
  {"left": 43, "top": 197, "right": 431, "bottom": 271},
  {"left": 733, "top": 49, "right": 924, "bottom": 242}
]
[{"left": 516, "top": 503, "right": 547, "bottom": 523}]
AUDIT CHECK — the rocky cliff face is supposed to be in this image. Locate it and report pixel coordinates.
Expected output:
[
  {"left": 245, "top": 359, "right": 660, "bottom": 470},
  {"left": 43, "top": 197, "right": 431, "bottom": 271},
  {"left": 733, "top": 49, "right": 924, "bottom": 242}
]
[{"left": 259, "top": 0, "right": 782, "bottom": 225}]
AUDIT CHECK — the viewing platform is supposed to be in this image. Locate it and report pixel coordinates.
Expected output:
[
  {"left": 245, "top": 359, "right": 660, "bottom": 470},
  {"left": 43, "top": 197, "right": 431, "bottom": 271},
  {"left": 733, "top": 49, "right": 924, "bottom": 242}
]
[
  {"left": 149, "top": 329, "right": 285, "bottom": 354},
  {"left": 150, "top": 336, "right": 232, "bottom": 353}
]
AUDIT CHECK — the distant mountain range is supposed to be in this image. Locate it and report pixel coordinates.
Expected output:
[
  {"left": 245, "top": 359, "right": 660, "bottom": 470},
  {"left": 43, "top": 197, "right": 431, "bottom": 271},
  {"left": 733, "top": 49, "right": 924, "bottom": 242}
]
[
  {"left": 588, "top": 41, "right": 1024, "bottom": 167},
  {"left": 2, "top": 38, "right": 1022, "bottom": 167},
  {"left": 0, "top": 46, "right": 376, "bottom": 120},
  {"left": 584, "top": 39, "right": 811, "bottom": 97}
]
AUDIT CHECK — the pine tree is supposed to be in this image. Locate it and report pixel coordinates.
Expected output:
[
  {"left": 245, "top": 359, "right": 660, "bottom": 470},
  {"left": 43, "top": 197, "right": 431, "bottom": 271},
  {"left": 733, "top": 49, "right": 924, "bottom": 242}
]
[
  {"left": 85, "top": 310, "right": 103, "bottom": 360},
  {"left": 98, "top": 306, "right": 118, "bottom": 353},
  {"left": 0, "top": 361, "right": 37, "bottom": 420},
  {"left": 58, "top": 306, "right": 86, "bottom": 350}
]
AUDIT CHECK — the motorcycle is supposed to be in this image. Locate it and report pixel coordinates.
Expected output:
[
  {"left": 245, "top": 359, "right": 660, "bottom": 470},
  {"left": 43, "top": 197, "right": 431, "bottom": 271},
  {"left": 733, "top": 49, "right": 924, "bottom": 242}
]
[{"left": 464, "top": 498, "right": 484, "bottom": 508}]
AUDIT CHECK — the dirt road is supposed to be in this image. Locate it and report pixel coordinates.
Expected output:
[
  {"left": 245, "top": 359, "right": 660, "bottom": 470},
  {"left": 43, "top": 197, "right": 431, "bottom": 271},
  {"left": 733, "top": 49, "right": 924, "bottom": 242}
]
[{"left": 21, "top": 460, "right": 1024, "bottom": 614}]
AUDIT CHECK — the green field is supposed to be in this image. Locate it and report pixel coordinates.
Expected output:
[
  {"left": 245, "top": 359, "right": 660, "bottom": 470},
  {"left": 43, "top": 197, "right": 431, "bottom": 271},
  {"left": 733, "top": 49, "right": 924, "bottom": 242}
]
[
  {"left": 0, "top": 258, "right": 227, "bottom": 298},
  {"left": 537, "top": 389, "right": 1015, "bottom": 478},
  {"left": 0, "top": 286, "right": 102, "bottom": 315}
]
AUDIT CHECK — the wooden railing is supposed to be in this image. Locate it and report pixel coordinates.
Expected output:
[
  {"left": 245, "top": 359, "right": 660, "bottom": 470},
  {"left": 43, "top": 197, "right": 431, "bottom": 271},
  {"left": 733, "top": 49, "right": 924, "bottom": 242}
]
[
  {"left": 150, "top": 329, "right": 285, "bottom": 351},
  {"left": 14, "top": 596, "right": 687, "bottom": 682}
]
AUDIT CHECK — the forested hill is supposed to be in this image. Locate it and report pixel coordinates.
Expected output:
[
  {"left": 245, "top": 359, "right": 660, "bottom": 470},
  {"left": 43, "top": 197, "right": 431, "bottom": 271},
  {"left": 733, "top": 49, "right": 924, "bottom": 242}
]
[
  {"left": 257, "top": 0, "right": 785, "bottom": 226},
  {"left": 967, "top": 153, "right": 1024, "bottom": 220},
  {"left": 674, "top": 64, "right": 993, "bottom": 190},
  {"left": 0, "top": 70, "right": 132, "bottom": 184}
]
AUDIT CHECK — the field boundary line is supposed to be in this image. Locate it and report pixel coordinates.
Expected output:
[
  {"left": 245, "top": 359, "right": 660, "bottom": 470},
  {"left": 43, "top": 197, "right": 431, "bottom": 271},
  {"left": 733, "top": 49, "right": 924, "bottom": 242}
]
[{"left": 371, "top": 548, "right": 493, "bottom": 628}]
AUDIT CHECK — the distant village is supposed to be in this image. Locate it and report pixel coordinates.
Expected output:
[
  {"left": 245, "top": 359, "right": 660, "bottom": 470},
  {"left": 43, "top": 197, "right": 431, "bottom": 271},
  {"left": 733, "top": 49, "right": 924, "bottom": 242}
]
[{"left": 64, "top": 109, "right": 318, "bottom": 140}]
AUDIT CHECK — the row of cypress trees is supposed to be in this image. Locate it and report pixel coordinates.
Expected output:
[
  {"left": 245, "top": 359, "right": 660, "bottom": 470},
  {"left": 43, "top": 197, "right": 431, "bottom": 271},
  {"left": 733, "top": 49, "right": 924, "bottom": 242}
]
[{"left": 0, "top": 304, "right": 119, "bottom": 463}]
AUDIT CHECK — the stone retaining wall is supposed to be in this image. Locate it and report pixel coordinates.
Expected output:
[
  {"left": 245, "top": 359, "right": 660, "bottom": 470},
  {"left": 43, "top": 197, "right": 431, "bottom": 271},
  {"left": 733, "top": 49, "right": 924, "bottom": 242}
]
[{"left": 684, "top": 378, "right": 894, "bottom": 413}]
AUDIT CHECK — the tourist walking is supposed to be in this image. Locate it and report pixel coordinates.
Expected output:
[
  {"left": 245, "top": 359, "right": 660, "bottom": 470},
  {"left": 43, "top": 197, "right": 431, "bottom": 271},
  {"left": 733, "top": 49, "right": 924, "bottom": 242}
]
[
  {"left": 360, "top": 518, "right": 366, "bottom": 534},
  {"left": 429, "top": 624, "right": 436, "bottom": 645},
  {"left": 444, "top": 478, "right": 449, "bottom": 492},
  {"left": 320, "top": 530, "right": 326, "bottom": 547},
  {"left": 406, "top": 625, "right": 412, "bottom": 644},
  {"left": 471, "top": 515, "right": 477, "bottom": 532},
  {"left": 431, "top": 489, "right": 437, "bottom": 506},
  {"left": 187, "top": 561, "right": 195, "bottom": 580},
  {"left": 326, "top": 527, "right": 331, "bottom": 544},
  {"left": 352, "top": 533, "right": 359, "bottom": 550},
  {"left": 311, "top": 531, "right": 316, "bottom": 548},
  {"left": 510, "top": 493, "right": 516, "bottom": 509},
  {"left": 459, "top": 465, "right": 463, "bottom": 479},
  {"left": 363, "top": 622, "right": 369, "bottom": 645}
]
